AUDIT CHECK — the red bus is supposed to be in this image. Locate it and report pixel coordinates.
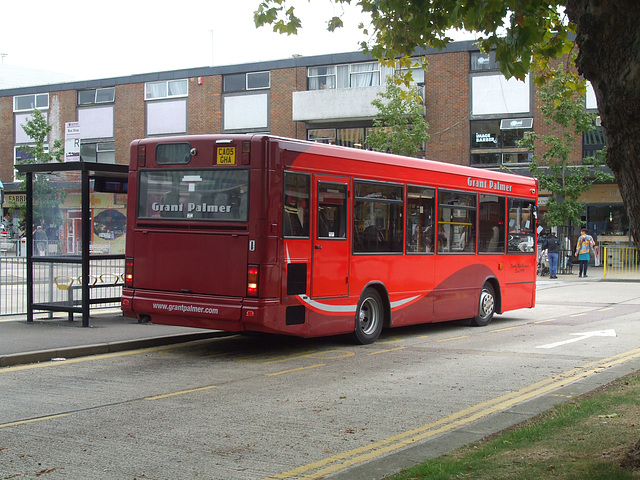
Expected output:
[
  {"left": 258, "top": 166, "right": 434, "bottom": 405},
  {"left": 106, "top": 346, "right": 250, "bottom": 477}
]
[{"left": 122, "top": 135, "right": 538, "bottom": 344}]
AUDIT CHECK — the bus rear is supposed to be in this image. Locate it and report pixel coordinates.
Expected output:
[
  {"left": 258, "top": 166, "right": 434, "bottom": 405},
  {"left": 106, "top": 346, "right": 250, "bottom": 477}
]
[{"left": 121, "top": 135, "right": 277, "bottom": 332}]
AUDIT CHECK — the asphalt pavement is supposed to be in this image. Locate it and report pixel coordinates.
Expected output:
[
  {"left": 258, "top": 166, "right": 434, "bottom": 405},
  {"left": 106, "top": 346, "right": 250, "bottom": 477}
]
[
  {"left": 0, "top": 266, "right": 620, "bottom": 368},
  {"left": 0, "top": 310, "right": 230, "bottom": 368},
  {"left": 1, "top": 267, "right": 639, "bottom": 480}
]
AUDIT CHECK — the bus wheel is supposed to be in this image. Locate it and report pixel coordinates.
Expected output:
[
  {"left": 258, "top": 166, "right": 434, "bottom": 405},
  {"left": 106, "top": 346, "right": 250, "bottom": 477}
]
[
  {"left": 352, "top": 288, "right": 384, "bottom": 344},
  {"left": 470, "top": 283, "right": 495, "bottom": 327}
]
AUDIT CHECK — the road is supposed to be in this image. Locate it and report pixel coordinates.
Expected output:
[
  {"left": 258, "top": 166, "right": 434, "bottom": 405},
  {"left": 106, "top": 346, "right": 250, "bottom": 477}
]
[{"left": 1, "top": 277, "right": 639, "bottom": 480}]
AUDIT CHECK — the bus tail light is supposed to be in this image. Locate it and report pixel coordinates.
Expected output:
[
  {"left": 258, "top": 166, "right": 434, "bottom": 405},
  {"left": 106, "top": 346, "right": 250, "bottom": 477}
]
[
  {"left": 247, "top": 265, "right": 259, "bottom": 297},
  {"left": 242, "top": 141, "right": 251, "bottom": 165},
  {"left": 137, "top": 145, "right": 146, "bottom": 167},
  {"left": 125, "top": 258, "right": 134, "bottom": 287}
]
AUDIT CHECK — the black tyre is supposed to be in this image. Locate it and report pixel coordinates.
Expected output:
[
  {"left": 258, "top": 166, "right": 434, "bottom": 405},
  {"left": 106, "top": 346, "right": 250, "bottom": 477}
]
[
  {"left": 470, "top": 283, "right": 496, "bottom": 327},
  {"left": 352, "top": 288, "right": 384, "bottom": 344}
]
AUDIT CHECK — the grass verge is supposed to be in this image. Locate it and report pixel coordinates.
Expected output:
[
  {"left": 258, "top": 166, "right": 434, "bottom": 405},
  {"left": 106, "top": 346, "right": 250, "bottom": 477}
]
[{"left": 386, "top": 373, "right": 640, "bottom": 480}]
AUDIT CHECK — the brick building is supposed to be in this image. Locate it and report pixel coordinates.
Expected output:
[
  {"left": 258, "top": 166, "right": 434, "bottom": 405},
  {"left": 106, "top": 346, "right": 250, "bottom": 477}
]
[{"left": 0, "top": 40, "right": 629, "bottom": 247}]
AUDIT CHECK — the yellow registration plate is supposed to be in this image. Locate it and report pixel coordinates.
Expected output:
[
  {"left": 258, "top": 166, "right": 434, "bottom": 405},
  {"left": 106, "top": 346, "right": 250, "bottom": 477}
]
[{"left": 217, "top": 146, "right": 236, "bottom": 165}]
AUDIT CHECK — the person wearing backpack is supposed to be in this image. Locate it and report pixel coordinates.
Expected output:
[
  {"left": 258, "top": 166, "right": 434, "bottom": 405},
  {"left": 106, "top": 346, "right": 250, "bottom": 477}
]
[{"left": 575, "top": 228, "right": 595, "bottom": 277}]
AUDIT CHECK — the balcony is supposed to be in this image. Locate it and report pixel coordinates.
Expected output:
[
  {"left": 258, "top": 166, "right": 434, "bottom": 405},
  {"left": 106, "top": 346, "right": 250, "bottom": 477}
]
[{"left": 292, "top": 86, "right": 384, "bottom": 122}]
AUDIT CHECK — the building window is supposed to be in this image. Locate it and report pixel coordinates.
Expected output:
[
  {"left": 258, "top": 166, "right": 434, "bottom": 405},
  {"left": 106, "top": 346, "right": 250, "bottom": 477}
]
[
  {"left": 223, "top": 94, "right": 269, "bottom": 132},
  {"left": 247, "top": 72, "right": 270, "bottom": 90},
  {"left": 145, "top": 79, "right": 188, "bottom": 100},
  {"left": 308, "top": 65, "right": 339, "bottom": 90},
  {"left": 471, "top": 73, "right": 531, "bottom": 115},
  {"left": 308, "top": 62, "right": 391, "bottom": 90},
  {"left": 470, "top": 51, "right": 499, "bottom": 71},
  {"left": 15, "top": 112, "right": 49, "bottom": 144},
  {"left": 587, "top": 205, "right": 629, "bottom": 238},
  {"left": 14, "top": 145, "right": 49, "bottom": 181},
  {"left": 80, "top": 142, "right": 115, "bottom": 163},
  {"left": 398, "top": 65, "right": 426, "bottom": 84},
  {"left": 307, "top": 127, "right": 366, "bottom": 148},
  {"left": 77, "top": 106, "right": 114, "bottom": 139},
  {"left": 350, "top": 62, "right": 380, "bottom": 87},
  {"left": 223, "top": 72, "right": 270, "bottom": 93},
  {"left": 78, "top": 87, "right": 115, "bottom": 105},
  {"left": 146, "top": 99, "right": 187, "bottom": 135},
  {"left": 583, "top": 123, "right": 605, "bottom": 159},
  {"left": 337, "top": 128, "right": 365, "bottom": 148},
  {"left": 308, "top": 128, "right": 336, "bottom": 144},
  {"left": 470, "top": 119, "right": 533, "bottom": 167},
  {"left": 223, "top": 74, "right": 246, "bottom": 93},
  {"left": 14, "top": 93, "right": 49, "bottom": 112}
]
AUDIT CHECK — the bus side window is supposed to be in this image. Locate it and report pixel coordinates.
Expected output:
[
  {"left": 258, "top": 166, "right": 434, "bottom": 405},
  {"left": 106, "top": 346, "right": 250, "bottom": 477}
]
[
  {"left": 437, "top": 190, "right": 476, "bottom": 254},
  {"left": 353, "top": 181, "right": 403, "bottom": 253},
  {"left": 406, "top": 186, "right": 435, "bottom": 254},
  {"left": 317, "top": 182, "right": 347, "bottom": 239},
  {"left": 283, "top": 172, "right": 310, "bottom": 238},
  {"left": 479, "top": 194, "right": 506, "bottom": 253},
  {"left": 284, "top": 198, "right": 304, "bottom": 236},
  {"left": 507, "top": 198, "right": 536, "bottom": 253}
]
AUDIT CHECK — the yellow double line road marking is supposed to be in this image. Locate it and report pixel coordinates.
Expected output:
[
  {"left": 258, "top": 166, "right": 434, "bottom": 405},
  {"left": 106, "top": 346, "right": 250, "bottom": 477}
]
[
  {"left": 144, "top": 384, "right": 218, "bottom": 401},
  {"left": 0, "top": 413, "right": 71, "bottom": 429},
  {"left": 262, "top": 347, "right": 640, "bottom": 480}
]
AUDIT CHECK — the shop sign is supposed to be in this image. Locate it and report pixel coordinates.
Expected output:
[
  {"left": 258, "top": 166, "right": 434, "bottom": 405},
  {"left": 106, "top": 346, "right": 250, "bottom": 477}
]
[
  {"left": 4, "top": 194, "right": 26, "bottom": 205},
  {"left": 475, "top": 133, "right": 497, "bottom": 144}
]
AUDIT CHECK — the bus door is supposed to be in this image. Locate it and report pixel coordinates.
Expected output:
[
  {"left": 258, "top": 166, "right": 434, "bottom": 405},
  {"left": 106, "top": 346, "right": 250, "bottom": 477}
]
[{"left": 311, "top": 176, "right": 350, "bottom": 298}]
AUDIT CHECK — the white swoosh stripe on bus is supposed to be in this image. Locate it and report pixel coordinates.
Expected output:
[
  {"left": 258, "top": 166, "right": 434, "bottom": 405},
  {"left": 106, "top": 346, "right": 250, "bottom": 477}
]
[
  {"left": 297, "top": 295, "right": 421, "bottom": 313},
  {"left": 287, "top": 244, "right": 423, "bottom": 313},
  {"left": 390, "top": 295, "right": 421, "bottom": 308},
  {"left": 298, "top": 297, "right": 358, "bottom": 313}
]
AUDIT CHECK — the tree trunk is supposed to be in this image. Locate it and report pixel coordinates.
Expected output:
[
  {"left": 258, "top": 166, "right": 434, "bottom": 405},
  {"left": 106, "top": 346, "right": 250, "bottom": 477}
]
[{"left": 566, "top": 0, "right": 640, "bottom": 248}]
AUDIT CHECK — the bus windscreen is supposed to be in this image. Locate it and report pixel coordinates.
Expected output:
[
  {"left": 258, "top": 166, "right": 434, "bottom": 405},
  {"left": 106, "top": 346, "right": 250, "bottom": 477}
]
[{"left": 137, "top": 169, "right": 249, "bottom": 221}]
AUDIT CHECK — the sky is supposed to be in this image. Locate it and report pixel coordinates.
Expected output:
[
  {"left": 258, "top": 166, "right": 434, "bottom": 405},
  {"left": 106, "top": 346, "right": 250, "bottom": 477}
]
[{"left": 0, "top": 0, "right": 381, "bottom": 81}]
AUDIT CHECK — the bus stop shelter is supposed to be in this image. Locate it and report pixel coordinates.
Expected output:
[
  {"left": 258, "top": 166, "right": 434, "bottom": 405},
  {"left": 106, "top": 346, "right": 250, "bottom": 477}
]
[{"left": 17, "top": 162, "right": 128, "bottom": 327}]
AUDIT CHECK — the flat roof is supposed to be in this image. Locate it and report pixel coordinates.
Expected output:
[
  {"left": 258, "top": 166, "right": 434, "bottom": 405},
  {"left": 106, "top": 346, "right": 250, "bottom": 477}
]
[{"left": 0, "top": 40, "right": 478, "bottom": 97}]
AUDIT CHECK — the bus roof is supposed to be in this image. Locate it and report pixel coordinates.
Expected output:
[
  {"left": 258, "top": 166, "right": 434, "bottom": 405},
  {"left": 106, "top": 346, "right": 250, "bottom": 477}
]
[
  {"left": 131, "top": 134, "right": 538, "bottom": 194},
  {"left": 268, "top": 135, "right": 538, "bottom": 194}
]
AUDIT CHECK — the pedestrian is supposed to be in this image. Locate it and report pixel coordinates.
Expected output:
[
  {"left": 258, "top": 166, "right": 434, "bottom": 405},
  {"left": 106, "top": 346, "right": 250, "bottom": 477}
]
[
  {"left": 34, "top": 225, "right": 48, "bottom": 256},
  {"left": 543, "top": 231, "right": 561, "bottom": 278},
  {"left": 575, "top": 228, "right": 595, "bottom": 277}
]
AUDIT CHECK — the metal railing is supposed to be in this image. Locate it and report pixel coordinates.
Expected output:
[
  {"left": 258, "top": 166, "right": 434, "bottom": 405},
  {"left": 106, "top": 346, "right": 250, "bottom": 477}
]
[
  {"left": 0, "top": 256, "right": 28, "bottom": 316},
  {"left": 603, "top": 246, "right": 640, "bottom": 278},
  {"left": 1, "top": 251, "right": 124, "bottom": 317}
]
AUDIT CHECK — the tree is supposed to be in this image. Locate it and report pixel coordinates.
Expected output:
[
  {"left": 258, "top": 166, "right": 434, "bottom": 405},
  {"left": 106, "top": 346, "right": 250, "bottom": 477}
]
[
  {"left": 254, "top": 0, "right": 640, "bottom": 249},
  {"left": 366, "top": 77, "right": 430, "bottom": 157},
  {"left": 17, "top": 109, "right": 64, "bottom": 166},
  {"left": 16, "top": 109, "right": 65, "bottom": 230},
  {"left": 519, "top": 64, "right": 614, "bottom": 228}
]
